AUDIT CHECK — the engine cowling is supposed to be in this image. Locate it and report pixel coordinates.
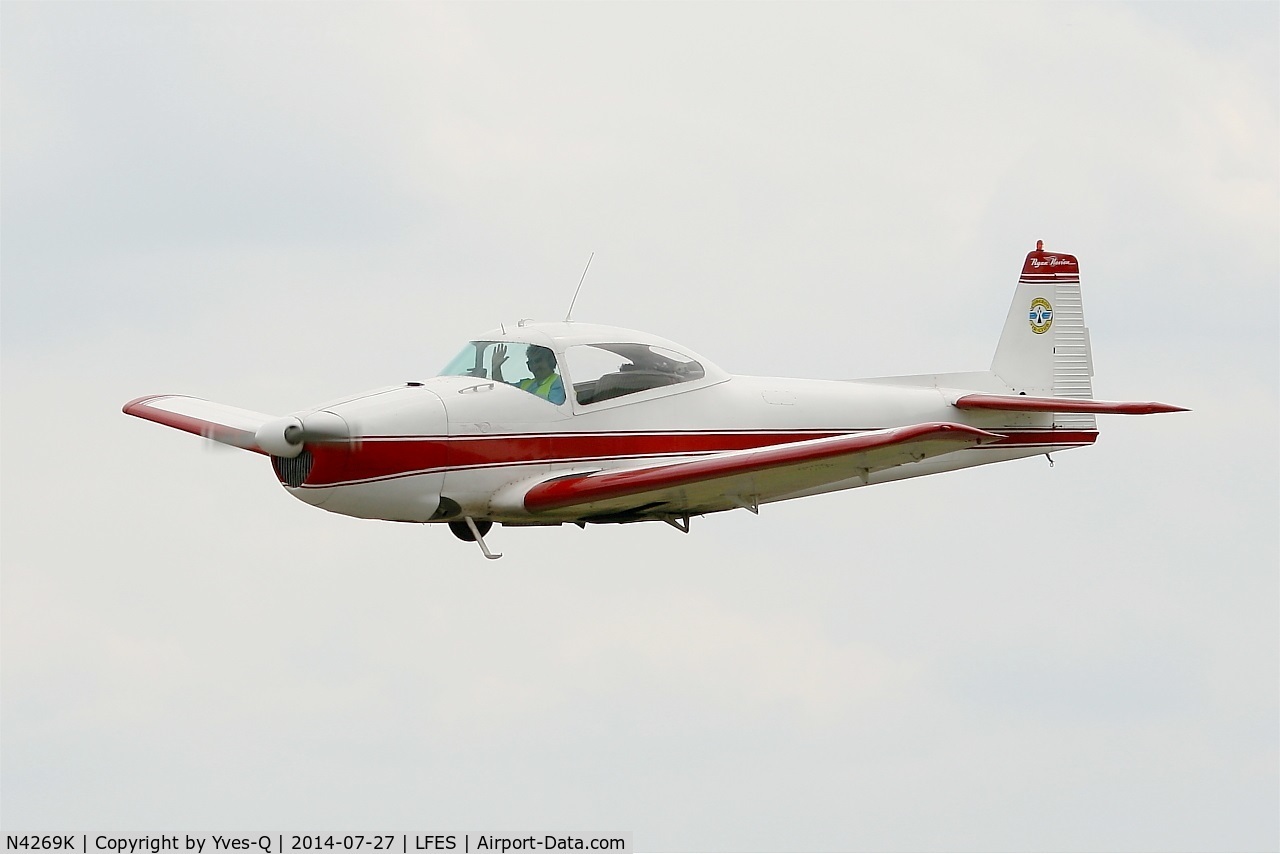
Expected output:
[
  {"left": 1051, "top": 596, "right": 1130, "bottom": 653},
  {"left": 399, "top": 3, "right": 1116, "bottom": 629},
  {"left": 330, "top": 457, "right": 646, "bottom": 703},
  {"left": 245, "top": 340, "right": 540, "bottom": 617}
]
[{"left": 274, "top": 385, "right": 449, "bottom": 523}]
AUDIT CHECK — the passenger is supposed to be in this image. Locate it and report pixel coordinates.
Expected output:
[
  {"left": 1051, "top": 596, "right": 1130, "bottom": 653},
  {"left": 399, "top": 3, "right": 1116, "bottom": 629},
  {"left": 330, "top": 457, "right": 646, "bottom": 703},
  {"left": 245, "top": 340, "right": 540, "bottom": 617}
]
[{"left": 491, "top": 343, "right": 566, "bottom": 404}]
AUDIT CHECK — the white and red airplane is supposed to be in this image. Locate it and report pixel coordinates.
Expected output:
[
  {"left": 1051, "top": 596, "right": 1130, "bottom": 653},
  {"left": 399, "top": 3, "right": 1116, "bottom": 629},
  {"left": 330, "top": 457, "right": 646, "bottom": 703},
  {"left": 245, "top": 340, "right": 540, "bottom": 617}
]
[{"left": 125, "top": 242, "right": 1185, "bottom": 558}]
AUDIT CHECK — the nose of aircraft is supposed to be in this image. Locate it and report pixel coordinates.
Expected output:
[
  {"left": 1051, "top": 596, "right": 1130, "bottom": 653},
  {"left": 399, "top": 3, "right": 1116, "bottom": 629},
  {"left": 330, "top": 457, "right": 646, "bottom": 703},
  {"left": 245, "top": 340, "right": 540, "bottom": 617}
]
[{"left": 273, "top": 384, "right": 450, "bottom": 522}]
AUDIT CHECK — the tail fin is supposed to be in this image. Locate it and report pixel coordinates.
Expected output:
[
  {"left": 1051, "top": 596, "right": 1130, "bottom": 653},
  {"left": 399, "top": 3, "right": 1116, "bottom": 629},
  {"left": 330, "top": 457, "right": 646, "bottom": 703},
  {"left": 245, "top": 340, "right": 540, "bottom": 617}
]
[{"left": 990, "top": 242, "right": 1095, "bottom": 429}]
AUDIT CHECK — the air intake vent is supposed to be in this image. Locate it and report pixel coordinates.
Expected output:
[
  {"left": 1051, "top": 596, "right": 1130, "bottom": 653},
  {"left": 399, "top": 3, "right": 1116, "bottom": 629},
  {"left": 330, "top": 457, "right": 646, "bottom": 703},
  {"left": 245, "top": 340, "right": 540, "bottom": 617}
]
[{"left": 272, "top": 450, "right": 314, "bottom": 488}]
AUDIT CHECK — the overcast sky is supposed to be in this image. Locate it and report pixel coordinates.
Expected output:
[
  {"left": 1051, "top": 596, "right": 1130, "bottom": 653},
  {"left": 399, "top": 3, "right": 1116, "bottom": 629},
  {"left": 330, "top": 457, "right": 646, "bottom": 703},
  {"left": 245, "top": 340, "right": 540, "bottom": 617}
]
[{"left": 2, "top": 2, "right": 1277, "bottom": 851}]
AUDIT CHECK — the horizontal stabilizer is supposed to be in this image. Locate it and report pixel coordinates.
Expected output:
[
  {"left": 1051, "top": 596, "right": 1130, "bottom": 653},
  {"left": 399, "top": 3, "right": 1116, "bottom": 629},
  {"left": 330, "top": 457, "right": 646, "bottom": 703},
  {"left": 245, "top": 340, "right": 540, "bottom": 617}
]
[
  {"left": 123, "top": 395, "right": 273, "bottom": 453},
  {"left": 953, "top": 393, "right": 1187, "bottom": 415},
  {"left": 521, "top": 422, "right": 1003, "bottom": 517}
]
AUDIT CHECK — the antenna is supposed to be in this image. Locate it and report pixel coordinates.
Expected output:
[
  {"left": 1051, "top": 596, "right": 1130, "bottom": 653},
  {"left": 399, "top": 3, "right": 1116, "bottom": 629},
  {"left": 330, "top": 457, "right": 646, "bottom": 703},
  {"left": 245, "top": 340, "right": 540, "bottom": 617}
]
[{"left": 564, "top": 252, "right": 594, "bottom": 322}]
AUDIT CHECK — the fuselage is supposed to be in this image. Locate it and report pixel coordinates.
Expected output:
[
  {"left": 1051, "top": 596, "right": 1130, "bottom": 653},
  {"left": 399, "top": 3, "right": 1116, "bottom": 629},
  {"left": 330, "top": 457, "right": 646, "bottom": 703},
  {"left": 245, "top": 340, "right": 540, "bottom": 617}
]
[{"left": 280, "top": 359, "right": 1094, "bottom": 525}]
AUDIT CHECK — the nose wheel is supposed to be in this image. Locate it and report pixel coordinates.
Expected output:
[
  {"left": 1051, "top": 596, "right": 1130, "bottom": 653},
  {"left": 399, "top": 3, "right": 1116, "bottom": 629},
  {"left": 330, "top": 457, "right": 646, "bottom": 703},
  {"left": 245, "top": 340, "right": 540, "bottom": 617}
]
[{"left": 449, "top": 517, "right": 502, "bottom": 559}]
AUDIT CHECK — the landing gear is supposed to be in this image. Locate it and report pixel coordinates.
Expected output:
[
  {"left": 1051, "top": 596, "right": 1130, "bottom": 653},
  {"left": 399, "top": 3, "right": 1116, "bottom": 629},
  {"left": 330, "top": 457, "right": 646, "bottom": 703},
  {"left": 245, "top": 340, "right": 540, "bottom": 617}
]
[
  {"left": 449, "top": 518, "right": 491, "bottom": 541},
  {"left": 449, "top": 517, "right": 501, "bottom": 559}
]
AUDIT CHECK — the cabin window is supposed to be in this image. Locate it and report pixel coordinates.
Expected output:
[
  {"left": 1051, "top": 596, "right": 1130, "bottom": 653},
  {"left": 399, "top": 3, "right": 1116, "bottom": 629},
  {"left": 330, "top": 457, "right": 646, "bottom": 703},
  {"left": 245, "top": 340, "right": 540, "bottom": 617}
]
[
  {"left": 566, "top": 343, "right": 705, "bottom": 406},
  {"left": 438, "top": 341, "right": 566, "bottom": 404}
]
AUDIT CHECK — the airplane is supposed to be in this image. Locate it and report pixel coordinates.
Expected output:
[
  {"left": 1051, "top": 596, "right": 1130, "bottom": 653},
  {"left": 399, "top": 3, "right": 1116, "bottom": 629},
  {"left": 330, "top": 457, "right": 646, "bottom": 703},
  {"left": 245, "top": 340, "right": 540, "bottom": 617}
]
[{"left": 124, "top": 241, "right": 1186, "bottom": 558}]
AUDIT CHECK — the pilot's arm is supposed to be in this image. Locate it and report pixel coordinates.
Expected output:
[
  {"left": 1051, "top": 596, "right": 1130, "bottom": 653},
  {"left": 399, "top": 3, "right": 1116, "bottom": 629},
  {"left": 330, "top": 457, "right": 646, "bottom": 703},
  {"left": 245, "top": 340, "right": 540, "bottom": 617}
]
[
  {"left": 546, "top": 376, "right": 567, "bottom": 405},
  {"left": 491, "top": 343, "right": 508, "bottom": 383}
]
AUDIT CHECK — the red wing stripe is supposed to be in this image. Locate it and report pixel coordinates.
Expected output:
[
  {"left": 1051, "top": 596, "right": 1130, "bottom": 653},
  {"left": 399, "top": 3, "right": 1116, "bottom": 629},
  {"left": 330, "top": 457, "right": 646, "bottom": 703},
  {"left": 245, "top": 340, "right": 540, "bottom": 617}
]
[
  {"left": 523, "top": 422, "right": 1002, "bottom": 513},
  {"left": 954, "top": 394, "right": 1188, "bottom": 415}
]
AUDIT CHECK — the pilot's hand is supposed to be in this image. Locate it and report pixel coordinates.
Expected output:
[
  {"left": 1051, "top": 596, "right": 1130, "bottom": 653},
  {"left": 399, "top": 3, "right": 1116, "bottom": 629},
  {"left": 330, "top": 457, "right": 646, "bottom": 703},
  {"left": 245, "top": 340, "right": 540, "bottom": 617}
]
[{"left": 491, "top": 343, "right": 508, "bottom": 379}]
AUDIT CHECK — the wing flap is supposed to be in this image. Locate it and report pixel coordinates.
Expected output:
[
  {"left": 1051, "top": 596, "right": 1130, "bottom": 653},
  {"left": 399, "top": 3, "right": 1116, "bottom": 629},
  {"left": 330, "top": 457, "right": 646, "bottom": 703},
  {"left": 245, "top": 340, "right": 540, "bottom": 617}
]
[
  {"left": 123, "top": 395, "right": 273, "bottom": 453},
  {"left": 522, "top": 422, "right": 1002, "bottom": 517},
  {"left": 953, "top": 393, "right": 1187, "bottom": 415}
]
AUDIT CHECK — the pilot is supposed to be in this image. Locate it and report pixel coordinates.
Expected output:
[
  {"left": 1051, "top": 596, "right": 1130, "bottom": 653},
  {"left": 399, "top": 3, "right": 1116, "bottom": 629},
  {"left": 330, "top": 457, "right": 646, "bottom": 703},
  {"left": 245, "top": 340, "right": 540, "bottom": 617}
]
[{"left": 491, "top": 343, "right": 566, "bottom": 404}]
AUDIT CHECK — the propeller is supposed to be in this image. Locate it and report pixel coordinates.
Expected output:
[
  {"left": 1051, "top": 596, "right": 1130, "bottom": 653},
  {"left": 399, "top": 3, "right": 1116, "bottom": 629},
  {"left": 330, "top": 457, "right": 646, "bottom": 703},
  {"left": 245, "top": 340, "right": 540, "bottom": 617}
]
[
  {"left": 255, "top": 411, "right": 349, "bottom": 457},
  {"left": 200, "top": 430, "right": 239, "bottom": 454}
]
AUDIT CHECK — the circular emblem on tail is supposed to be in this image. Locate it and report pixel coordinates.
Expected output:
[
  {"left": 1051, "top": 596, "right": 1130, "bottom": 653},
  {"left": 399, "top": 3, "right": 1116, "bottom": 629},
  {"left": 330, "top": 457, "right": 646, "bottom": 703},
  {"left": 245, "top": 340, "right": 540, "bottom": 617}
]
[{"left": 1028, "top": 298, "right": 1053, "bottom": 334}]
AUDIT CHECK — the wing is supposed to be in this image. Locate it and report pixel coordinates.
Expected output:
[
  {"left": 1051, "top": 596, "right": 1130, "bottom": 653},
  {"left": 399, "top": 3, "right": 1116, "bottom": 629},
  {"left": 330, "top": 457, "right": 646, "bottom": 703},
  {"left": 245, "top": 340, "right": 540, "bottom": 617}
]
[
  {"left": 952, "top": 393, "right": 1188, "bottom": 415},
  {"left": 506, "top": 422, "right": 1003, "bottom": 520},
  {"left": 123, "top": 395, "right": 273, "bottom": 453}
]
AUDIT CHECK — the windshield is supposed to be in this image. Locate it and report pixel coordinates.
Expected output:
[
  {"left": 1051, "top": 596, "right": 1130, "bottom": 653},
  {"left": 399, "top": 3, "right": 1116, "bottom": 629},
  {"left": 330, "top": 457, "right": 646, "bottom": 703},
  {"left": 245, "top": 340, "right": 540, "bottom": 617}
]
[
  {"left": 441, "top": 339, "right": 705, "bottom": 407},
  {"left": 439, "top": 341, "right": 495, "bottom": 379},
  {"left": 439, "top": 340, "right": 568, "bottom": 405},
  {"left": 442, "top": 340, "right": 556, "bottom": 382}
]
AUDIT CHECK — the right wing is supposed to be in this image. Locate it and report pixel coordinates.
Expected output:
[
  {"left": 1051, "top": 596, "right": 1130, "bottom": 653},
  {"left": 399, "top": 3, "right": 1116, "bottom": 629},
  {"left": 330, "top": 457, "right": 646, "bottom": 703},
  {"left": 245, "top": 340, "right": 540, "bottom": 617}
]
[
  {"left": 507, "top": 422, "right": 1003, "bottom": 519},
  {"left": 123, "top": 395, "right": 273, "bottom": 454}
]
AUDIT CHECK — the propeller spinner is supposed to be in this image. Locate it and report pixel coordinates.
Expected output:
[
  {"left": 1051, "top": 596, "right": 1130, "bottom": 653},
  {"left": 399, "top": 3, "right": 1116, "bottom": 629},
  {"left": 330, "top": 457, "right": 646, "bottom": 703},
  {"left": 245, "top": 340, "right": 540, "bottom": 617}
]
[{"left": 255, "top": 410, "right": 349, "bottom": 458}]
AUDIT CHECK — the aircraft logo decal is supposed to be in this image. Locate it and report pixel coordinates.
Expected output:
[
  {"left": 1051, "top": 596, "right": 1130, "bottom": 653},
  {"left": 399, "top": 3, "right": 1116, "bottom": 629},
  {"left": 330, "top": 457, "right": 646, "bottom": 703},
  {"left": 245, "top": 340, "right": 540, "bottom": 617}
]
[{"left": 1028, "top": 298, "right": 1053, "bottom": 334}]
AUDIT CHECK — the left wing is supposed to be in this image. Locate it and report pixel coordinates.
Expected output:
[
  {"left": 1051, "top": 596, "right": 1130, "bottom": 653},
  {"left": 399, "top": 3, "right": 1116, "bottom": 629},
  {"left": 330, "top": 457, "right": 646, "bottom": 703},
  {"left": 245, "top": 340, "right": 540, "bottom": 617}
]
[
  {"left": 506, "top": 422, "right": 1002, "bottom": 520},
  {"left": 123, "top": 395, "right": 273, "bottom": 453}
]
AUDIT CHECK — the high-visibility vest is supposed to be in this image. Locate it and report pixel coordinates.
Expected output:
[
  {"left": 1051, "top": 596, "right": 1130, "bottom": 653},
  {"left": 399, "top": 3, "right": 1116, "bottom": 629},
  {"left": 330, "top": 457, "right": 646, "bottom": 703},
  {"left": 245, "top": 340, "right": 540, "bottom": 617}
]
[{"left": 518, "top": 373, "right": 563, "bottom": 402}]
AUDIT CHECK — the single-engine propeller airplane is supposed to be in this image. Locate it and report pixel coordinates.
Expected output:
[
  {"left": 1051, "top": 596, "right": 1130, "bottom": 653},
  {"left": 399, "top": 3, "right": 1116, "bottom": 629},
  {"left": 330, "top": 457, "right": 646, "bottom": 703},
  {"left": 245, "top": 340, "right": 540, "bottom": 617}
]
[{"left": 126, "top": 242, "right": 1185, "bottom": 558}]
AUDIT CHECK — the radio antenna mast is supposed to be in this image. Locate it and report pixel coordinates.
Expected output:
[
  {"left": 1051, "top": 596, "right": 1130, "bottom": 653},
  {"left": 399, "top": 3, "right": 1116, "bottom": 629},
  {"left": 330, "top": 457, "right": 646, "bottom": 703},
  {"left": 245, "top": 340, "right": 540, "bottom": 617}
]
[{"left": 564, "top": 252, "right": 594, "bottom": 322}]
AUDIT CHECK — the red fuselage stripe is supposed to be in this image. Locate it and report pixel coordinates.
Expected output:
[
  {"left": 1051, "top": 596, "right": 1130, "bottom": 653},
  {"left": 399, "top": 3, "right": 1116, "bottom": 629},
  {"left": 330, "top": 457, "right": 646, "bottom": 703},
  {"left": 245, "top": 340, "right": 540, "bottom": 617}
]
[
  {"left": 303, "top": 430, "right": 842, "bottom": 486},
  {"left": 293, "top": 428, "right": 1098, "bottom": 488}
]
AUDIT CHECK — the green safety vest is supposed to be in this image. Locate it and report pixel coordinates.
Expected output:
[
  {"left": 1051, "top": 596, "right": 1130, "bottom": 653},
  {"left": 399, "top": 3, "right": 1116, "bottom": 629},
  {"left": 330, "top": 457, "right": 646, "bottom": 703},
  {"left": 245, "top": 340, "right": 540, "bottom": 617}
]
[{"left": 518, "top": 373, "right": 561, "bottom": 401}]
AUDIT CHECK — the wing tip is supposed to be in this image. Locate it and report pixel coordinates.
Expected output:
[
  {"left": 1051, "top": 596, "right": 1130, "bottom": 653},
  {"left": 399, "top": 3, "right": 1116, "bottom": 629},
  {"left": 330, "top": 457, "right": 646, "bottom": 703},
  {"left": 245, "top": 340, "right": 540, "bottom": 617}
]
[{"left": 123, "top": 394, "right": 167, "bottom": 415}]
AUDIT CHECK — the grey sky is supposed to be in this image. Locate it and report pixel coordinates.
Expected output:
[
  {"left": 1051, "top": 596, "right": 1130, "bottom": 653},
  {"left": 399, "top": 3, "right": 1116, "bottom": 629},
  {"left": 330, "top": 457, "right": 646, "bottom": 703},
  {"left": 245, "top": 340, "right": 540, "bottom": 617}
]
[{"left": 2, "top": 2, "right": 1277, "bottom": 850}]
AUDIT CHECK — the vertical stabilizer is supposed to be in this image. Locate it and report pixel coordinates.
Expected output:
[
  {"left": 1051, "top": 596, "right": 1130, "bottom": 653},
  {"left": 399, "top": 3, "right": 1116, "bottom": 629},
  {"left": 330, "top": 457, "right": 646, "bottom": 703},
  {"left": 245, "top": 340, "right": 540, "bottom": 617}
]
[{"left": 991, "top": 242, "right": 1095, "bottom": 429}]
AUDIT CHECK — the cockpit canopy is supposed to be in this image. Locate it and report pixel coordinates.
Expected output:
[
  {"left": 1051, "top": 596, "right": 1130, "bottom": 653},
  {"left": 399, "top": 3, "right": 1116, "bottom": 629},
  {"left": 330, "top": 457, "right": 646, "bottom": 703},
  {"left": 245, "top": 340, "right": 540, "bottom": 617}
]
[
  {"left": 438, "top": 322, "right": 723, "bottom": 407},
  {"left": 567, "top": 342, "right": 706, "bottom": 405}
]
